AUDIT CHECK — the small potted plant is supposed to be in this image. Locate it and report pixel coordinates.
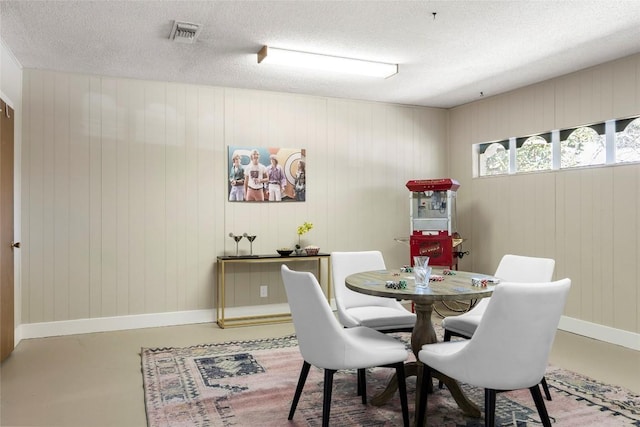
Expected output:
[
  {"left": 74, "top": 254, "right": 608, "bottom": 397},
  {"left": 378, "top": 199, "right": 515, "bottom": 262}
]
[{"left": 295, "top": 222, "right": 313, "bottom": 255}]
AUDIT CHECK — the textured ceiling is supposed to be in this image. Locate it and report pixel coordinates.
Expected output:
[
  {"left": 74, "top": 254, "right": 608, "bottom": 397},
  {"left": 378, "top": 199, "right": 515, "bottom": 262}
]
[{"left": 2, "top": 1, "right": 640, "bottom": 108}]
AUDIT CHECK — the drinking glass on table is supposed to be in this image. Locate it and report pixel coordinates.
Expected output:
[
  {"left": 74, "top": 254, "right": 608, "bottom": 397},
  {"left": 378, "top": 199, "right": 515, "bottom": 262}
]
[
  {"left": 413, "top": 256, "right": 430, "bottom": 269},
  {"left": 414, "top": 266, "right": 432, "bottom": 289}
]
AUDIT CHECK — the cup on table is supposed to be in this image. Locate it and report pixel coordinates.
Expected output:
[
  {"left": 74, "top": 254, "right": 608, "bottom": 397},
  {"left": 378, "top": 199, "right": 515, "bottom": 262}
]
[
  {"left": 413, "top": 256, "right": 430, "bottom": 268},
  {"left": 414, "top": 266, "right": 432, "bottom": 289}
]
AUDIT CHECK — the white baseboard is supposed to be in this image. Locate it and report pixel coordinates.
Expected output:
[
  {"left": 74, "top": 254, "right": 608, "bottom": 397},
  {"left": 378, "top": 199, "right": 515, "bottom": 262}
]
[
  {"left": 558, "top": 315, "right": 639, "bottom": 351},
  {"left": 16, "top": 309, "right": 217, "bottom": 341},
  {"left": 14, "top": 308, "right": 639, "bottom": 352}
]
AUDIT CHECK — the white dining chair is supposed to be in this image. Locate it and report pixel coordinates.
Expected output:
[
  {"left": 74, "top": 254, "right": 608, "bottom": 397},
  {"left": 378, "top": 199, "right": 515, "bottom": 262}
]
[
  {"left": 417, "top": 278, "right": 571, "bottom": 427},
  {"left": 331, "top": 251, "right": 416, "bottom": 332},
  {"left": 281, "top": 265, "right": 410, "bottom": 427},
  {"left": 440, "top": 254, "right": 556, "bottom": 399}
]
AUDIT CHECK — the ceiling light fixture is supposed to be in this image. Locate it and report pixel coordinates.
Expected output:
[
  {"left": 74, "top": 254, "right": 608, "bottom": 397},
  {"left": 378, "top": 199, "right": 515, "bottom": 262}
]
[{"left": 257, "top": 46, "right": 398, "bottom": 78}]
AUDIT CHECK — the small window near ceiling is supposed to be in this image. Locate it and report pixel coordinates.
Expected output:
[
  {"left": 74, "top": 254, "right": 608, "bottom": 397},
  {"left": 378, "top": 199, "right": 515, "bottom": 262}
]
[
  {"left": 479, "top": 140, "right": 509, "bottom": 176},
  {"left": 615, "top": 117, "right": 640, "bottom": 164},
  {"left": 560, "top": 124, "right": 605, "bottom": 168},
  {"left": 516, "top": 134, "right": 552, "bottom": 172}
]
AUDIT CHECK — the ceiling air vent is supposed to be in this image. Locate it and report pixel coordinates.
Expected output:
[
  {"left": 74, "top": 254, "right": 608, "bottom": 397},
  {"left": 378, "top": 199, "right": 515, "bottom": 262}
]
[{"left": 169, "top": 21, "right": 202, "bottom": 44}]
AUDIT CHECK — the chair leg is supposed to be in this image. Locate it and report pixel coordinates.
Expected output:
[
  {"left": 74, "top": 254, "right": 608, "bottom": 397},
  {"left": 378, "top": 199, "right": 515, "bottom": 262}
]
[
  {"left": 289, "top": 361, "right": 311, "bottom": 420},
  {"left": 484, "top": 389, "right": 496, "bottom": 427},
  {"left": 541, "top": 376, "right": 552, "bottom": 401},
  {"left": 322, "top": 369, "right": 336, "bottom": 427},
  {"left": 357, "top": 368, "right": 367, "bottom": 404},
  {"left": 437, "top": 330, "right": 454, "bottom": 390},
  {"left": 416, "top": 364, "right": 431, "bottom": 427},
  {"left": 529, "top": 385, "right": 552, "bottom": 427},
  {"left": 394, "top": 362, "right": 410, "bottom": 427}
]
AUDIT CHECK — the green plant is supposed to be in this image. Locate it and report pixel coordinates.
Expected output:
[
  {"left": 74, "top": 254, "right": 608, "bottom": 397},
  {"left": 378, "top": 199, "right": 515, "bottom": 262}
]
[{"left": 296, "top": 222, "right": 313, "bottom": 248}]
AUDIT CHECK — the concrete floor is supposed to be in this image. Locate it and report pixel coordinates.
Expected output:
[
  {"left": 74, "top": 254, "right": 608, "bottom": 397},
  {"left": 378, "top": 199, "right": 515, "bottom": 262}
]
[{"left": 1, "top": 318, "right": 638, "bottom": 427}]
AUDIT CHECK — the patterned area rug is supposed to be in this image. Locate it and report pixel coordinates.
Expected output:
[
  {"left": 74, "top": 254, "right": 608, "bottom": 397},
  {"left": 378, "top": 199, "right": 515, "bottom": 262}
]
[{"left": 141, "top": 334, "right": 640, "bottom": 427}]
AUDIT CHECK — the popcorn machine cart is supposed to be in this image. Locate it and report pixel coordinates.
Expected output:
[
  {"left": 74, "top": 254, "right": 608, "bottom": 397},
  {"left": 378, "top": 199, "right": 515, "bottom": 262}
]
[{"left": 406, "top": 178, "right": 465, "bottom": 269}]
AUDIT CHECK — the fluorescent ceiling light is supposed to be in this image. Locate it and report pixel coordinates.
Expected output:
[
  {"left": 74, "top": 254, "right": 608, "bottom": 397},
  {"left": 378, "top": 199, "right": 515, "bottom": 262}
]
[{"left": 257, "top": 46, "right": 397, "bottom": 78}]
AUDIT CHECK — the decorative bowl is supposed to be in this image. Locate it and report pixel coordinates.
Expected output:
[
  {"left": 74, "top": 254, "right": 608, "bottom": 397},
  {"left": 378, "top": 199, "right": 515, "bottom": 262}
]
[
  {"left": 277, "top": 249, "right": 293, "bottom": 257},
  {"left": 304, "top": 246, "right": 320, "bottom": 256}
]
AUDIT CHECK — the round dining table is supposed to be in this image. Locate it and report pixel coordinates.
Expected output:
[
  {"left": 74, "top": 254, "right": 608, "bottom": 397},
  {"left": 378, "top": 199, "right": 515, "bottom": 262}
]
[{"left": 345, "top": 267, "right": 498, "bottom": 419}]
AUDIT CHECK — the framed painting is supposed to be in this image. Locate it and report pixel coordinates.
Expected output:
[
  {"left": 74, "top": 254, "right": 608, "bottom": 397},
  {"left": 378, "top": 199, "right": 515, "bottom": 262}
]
[{"left": 227, "top": 146, "right": 306, "bottom": 202}]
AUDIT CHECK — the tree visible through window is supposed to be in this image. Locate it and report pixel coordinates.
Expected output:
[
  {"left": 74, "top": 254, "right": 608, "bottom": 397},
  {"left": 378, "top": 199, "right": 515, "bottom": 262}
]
[
  {"left": 475, "top": 116, "right": 640, "bottom": 178},
  {"left": 560, "top": 126, "right": 605, "bottom": 168},
  {"left": 516, "top": 135, "right": 551, "bottom": 172},
  {"left": 615, "top": 117, "right": 640, "bottom": 164},
  {"left": 479, "top": 141, "right": 509, "bottom": 176}
]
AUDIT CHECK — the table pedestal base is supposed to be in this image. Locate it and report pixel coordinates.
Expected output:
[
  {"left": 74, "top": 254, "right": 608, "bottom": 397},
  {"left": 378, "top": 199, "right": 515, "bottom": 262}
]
[
  {"left": 370, "top": 362, "right": 481, "bottom": 419},
  {"left": 370, "top": 301, "right": 481, "bottom": 424}
]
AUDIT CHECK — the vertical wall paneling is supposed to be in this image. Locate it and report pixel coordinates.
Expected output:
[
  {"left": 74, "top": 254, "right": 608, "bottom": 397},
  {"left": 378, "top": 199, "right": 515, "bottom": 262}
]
[
  {"left": 101, "top": 78, "right": 118, "bottom": 316},
  {"left": 555, "top": 73, "right": 582, "bottom": 129},
  {"left": 447, "top": 108, "right": 474, "bottom": 273},
  {"left": 531, "top": 173, "right": 556, "bottom": 259},
  {"left": 143, "top": 82, "right": 167, "bottom": 313},
  {"left": 563, "top": 174, "right": 586, "bottom": 318},
  {"left": 68, "top": 75, "right": 91, "bottom": 320},
  {"left": 612, "top": 165, "right": 637, "bottom": 331},
  {"left": 53, "top": 72, "right": 70, "bottom": 320},
  {"left": 19, "top": 54, "right": 640, "bottom": 341},
  {"left": 181, "top": 85, "right": 197, "bottom": 310},
  {"left": 127, "top": 81, "right": 145, "bottom": 314},
  {"left": 26, "top": 70, "right": 49, "bottom": 323},
  {"left": 20, "top": 72, "right": 31, "bottom": 323},
  {"left": 115, "top": 79, "right": 130, "bottom": 316},
  {"left": 612, "top": 56, "right": 638, "bottom": 119},
  {"left": 590, "top": 167, "right": 614, "bottom": 325},
  {"left": 196, "top": 87, "right": 218, "bottom": 310},
  {"left": 42, "top": 72, "right": 55, "bottom": 321},
  {"left": 578, "top": 170, "right": 595, "bottom": 321},
  {"left": 450, "top": 52, "right": 640, "bottom": 335},
  {"left": 564, "top": 170, "right": 584, "bottom": 318},
  {"left": 186, "top": 85, "right": 201, "bottom": 309},
  {"left": 164, "top": 83, "right": 179, "bottom": 313},
  {"left": 88, "top": 76, "right": 102, "bottom": 318},
  {"left": 505, "top": 176, "right": 528, "bottom": 256}
]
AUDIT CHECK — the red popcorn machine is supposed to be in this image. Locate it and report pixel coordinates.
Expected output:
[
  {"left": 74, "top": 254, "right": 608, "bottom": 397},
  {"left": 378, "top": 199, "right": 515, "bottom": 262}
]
[{"left": 406, "top": 179, "right": 465, "bottom": 269}]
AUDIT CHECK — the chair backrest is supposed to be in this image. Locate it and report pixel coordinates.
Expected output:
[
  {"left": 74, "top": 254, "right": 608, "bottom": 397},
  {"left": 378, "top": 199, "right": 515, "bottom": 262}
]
[
  {"left": 474, "top": 254, "right": 556, "bottom": 312},
  {"left": 330, "top": 251, "right": 400, "bottom": 314},
  {"left": 460, "top": 279, "right": 571, "bottom": 390},
  {"left": 494, "top": 254, "right": 555, "bottom": 282},
  {"left": 281, "top": 265, "right": 351, "bottom": 368}
]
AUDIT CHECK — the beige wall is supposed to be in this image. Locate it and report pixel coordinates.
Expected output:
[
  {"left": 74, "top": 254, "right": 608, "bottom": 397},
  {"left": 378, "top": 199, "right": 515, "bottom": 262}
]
[
  {"left": 450, "top": 53, "right": 640, "bottom": 337},
  {"left": 20, "top": 69, "right": 448, "bottom": 324},
  {"left": 17, "top": 53, "right": 640, "bottom": 346}
]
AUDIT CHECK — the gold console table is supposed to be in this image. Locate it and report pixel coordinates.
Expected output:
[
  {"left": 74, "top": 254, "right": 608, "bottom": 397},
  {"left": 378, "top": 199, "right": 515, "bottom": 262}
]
[{"left": 216, "top": 253, "right": 331, "bottom": 328}]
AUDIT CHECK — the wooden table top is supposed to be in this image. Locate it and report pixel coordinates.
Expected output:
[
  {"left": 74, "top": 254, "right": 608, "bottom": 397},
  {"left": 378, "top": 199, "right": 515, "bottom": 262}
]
[{"left": 345, "top": 267, "right": 497, "bottom": 304}]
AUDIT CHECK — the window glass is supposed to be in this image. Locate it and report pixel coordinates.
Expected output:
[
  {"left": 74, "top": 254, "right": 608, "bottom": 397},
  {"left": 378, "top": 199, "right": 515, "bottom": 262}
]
[
  {"left": 560, "top": 126, "right": 605, "bottom": 168},
  {"left": 516, "top": 135, "right": 552, "bottom": 172},
  {"left": 615, "top": 117, "right": 640, "bottom": 164},
  {"left": 479, "top": 141, "right": 509, "bottom": 176}
]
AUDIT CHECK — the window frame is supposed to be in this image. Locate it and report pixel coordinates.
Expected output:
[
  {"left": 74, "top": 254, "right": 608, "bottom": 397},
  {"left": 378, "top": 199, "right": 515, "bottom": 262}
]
[{"left": 473, "top": 115, "right": 639, "bottom": 178}]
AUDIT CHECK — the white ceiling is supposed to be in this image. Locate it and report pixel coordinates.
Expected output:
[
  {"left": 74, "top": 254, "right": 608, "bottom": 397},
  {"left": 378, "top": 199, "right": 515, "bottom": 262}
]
[{"left": 2, "top": 0, "right": 640, "bottom": 108}]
